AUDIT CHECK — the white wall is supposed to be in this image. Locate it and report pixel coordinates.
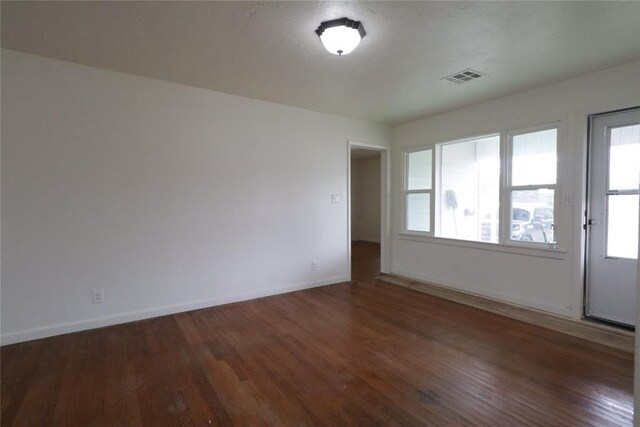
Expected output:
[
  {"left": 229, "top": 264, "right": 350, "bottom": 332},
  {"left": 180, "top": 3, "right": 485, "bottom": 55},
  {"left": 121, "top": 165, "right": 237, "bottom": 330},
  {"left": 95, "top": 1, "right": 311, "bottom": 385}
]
[
  {"left": 350, "top": 155, "right": 381, "bottom": 243},
  {"left": 0, "top": 49, "right": 391, "bottom": 345},
  {"left": 392, "top": 60, "right": 640, "bottom": 318}
]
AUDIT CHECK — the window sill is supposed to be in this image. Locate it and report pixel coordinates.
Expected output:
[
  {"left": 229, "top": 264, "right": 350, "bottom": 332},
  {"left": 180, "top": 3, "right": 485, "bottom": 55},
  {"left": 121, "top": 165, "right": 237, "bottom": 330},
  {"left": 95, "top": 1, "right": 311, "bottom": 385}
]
[{"left": 397, "top": 232, "right": 567, "bottom": 260}]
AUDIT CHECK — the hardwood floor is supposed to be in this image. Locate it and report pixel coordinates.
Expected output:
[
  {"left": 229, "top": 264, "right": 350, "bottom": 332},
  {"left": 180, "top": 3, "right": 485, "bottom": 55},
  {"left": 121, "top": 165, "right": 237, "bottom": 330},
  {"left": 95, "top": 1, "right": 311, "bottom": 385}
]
[
  {"left": 380, "top": 273, "right": 635, "bottom": 353},
  {"left": 351, "top": 240, "right": 380, "bottom": 281},
  {"left": 1, "top": 244, "right": 633, "bottom": 426}
]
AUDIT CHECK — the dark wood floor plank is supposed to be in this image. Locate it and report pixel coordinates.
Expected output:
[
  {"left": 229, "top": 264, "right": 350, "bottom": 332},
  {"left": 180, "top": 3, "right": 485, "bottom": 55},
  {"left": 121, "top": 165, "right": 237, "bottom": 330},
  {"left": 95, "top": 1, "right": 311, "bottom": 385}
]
[
  {"left": 290, "top": 286, "right": 556, "bottom": 425},
  {"left": 1, "top": 242, "right": 633, "bottom": 426},
  {"left": 322, "top": 282, "right": 632, "bottom": 426}
]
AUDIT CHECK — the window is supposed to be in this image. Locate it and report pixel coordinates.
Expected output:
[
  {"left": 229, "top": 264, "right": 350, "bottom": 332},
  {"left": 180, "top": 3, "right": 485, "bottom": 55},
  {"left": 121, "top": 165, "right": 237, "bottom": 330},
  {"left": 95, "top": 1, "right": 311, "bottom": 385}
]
[
  {"left": 437, "top": 135, "right": 500, "bottom": 242},
  {"left": 402, "top": 123, "right": 559, "bottom": 248},
  {"left": 404, "top": 148, "right": 432, "bottom": 232},
  {"left": 507, "top": 127, "right": 557, "bottom": 244}
]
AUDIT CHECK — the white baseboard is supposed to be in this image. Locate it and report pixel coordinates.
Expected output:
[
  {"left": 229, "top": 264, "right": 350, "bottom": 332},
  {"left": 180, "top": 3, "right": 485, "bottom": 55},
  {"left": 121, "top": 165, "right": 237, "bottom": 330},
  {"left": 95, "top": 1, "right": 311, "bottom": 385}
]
[
  {"left": 0, "top": 275, "right": 349, "bottom": 346},
  {"left": 392, "top": 268, "right": 574, "bottom": 318}
]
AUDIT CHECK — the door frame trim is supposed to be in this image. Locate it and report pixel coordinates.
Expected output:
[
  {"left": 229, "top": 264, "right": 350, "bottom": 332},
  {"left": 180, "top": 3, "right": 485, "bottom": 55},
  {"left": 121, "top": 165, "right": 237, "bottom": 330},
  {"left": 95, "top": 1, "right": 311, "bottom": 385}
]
[{"left": 347, "top": 141, "right": 391, "bottom": 280}]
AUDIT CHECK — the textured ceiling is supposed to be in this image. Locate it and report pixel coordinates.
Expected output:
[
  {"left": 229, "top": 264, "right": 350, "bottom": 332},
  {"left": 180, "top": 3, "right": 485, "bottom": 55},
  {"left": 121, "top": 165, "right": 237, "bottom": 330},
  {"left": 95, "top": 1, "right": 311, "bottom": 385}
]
[{"left": 2, "top": 1, "right": 640, "bottom": 125}]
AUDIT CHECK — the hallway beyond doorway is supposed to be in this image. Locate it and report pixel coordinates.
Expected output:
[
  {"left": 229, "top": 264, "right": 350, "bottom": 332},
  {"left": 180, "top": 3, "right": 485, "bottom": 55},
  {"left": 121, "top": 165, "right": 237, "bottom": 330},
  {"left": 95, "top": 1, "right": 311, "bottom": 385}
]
[{"left": 351, "top": 241, "right": 380, "bottom": 281}]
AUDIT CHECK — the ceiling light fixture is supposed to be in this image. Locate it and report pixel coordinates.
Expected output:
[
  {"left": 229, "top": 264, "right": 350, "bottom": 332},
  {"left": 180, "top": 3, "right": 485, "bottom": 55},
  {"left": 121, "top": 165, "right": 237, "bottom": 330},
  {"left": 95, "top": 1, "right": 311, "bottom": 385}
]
[{"left": 315, "top": 18, "right": 366, "bottom": 56}]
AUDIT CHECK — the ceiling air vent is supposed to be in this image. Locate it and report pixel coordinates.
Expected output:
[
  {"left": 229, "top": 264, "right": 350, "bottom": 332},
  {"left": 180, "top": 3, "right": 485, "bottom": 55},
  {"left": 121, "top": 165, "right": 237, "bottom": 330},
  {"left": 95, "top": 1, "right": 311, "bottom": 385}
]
[{"left": 442, "top": 69, "right": 484, "bottom": 84}]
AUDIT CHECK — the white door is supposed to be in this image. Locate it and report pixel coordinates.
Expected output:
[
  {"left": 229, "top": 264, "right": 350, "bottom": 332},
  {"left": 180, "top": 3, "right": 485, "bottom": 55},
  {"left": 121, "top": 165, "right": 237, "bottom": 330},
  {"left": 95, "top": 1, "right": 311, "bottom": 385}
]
[{"left": 586, "top": 108, "right": 640, "bottom": 326}]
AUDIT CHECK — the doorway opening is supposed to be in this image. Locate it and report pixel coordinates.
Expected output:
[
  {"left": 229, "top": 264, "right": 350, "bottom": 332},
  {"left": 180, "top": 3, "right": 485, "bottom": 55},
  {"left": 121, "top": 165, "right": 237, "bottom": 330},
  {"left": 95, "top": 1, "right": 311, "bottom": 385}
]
[
  {"left": 348, "top": 142, "right": 389, "bottom": 282},
  {"left": 585, "top": 107, "right": 640, "bottom": 328}
]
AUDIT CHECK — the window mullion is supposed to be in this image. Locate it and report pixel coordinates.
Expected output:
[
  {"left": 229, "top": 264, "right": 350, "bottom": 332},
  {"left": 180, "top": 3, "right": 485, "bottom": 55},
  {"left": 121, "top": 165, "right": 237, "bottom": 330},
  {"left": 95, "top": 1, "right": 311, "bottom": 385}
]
[
  {"left": 500, "top": 132, "right": 510, "bottom": 244},
  {"left": 606, "top": 189, "right": 639, "bottom": 196},
  {"left": 432, "top": 144, "right": 438, "bottom": 236},
  {"left": 509, "top": 184, "right": 556, "bottom": 192}
]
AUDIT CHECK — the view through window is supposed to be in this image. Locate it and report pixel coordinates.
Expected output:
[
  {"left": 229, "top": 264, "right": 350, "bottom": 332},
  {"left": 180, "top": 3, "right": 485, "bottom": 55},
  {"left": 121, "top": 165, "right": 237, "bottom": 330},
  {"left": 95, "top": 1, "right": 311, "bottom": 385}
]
[
  {"left": 508, "top": 128, "right": 557, "bottom": 244},
  {"left": 402, "top": 124, "right": 560, "bottom": 247},
  {"left": 438, "top": 136, "right": 500, "bottom": 242}
]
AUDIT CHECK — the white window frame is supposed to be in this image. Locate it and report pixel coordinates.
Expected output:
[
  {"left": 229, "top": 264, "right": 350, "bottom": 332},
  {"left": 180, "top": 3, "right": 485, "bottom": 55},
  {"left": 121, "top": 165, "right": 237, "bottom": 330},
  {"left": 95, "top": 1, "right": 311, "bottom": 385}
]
[
  {"left": 400, "top": 122, "right": 563, "bottom": 252},
  {"left": 502, "top": 123, "right": 560, "bottom": 249},
  {"left": 403, "top": 145, "right": 434, "bottom": 235}
]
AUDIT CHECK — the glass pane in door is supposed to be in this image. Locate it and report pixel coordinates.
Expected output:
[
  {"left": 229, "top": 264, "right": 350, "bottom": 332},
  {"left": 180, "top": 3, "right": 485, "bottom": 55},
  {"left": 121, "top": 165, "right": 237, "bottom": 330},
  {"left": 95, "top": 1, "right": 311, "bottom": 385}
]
[
  {"left": 609, "top": 124, "right": 640, "bottom": 191},
  {"left": 607, "top": 194, "right": 639, "bottom": 259}
]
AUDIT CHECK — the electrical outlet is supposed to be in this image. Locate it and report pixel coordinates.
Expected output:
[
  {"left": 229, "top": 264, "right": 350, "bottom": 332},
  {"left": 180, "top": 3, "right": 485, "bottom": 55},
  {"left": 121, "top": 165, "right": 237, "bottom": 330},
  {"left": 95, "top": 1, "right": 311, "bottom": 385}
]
[
  {"left": 311, "top": 261, "right": 318, "bottom": 271},
  {"left": 92, "top": 288, "right": 105, "bottom": 304},
  {"left": 451, "top": 262, "right": 459, "bottom": 272}
]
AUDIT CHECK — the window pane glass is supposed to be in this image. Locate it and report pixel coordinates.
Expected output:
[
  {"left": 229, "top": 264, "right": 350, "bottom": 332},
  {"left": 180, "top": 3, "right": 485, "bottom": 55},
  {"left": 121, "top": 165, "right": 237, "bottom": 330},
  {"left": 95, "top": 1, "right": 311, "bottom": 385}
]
[
  {"left": 607, "top": 194, "right": 639, "bottom": 259},
  {"left": 407, "top": 150, "right": 432, "bottom": 190},
  {"left": 609, "top": 125, "right": 640, "bottom": 191},
  {"left": 407, "top": 193, "right": 430, "bottom": 232},
  {"left": 438, "top": 136, "right": 500, "bottom": 242},
  {"left": 510, "top": 189, "right": 555, "bottom": 243},
  {"left": 512, "top": 129, "right": 557, "bottom": 186}
]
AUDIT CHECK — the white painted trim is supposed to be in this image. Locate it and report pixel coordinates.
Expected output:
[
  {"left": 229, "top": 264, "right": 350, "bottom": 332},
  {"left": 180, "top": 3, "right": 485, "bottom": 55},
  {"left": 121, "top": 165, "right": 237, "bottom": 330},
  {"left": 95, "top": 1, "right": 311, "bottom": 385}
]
[
  {"left": 381, "top": 147, "right": 391, "bottom": 274},
  {"left": 397, "top": 233, "right": 567, "bottom": 260},
  {"left": 392, "top": 268, "right": 575, "bottom": 318},
  {"left": 0, "top": 276, "right": 349, "bottom": 346},
  {"left": 347, "top": 145, "right": 353, "bottom": 281},
  {"left": 635, "top": 177, "right": 640, "bottom": 426},
  {"left": 503, "top": 122, "right": 561, "bottom": 250},
  {"left": 348, "top": 140, "right": 391, "bottom": 275},
  {"left": 401, "top": 145, "right": 435, "bottom": 236}
]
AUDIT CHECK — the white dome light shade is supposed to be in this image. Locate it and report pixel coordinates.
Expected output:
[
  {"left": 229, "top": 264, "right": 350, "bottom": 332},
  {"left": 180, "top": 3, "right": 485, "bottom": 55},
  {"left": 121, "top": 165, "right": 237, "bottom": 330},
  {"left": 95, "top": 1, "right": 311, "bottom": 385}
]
[
  {"left": 320, "top": 26, "right": 361, "bottom": 56},
  {"left": 316, "top": 18, "right": 366, "bottom": 56}
]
